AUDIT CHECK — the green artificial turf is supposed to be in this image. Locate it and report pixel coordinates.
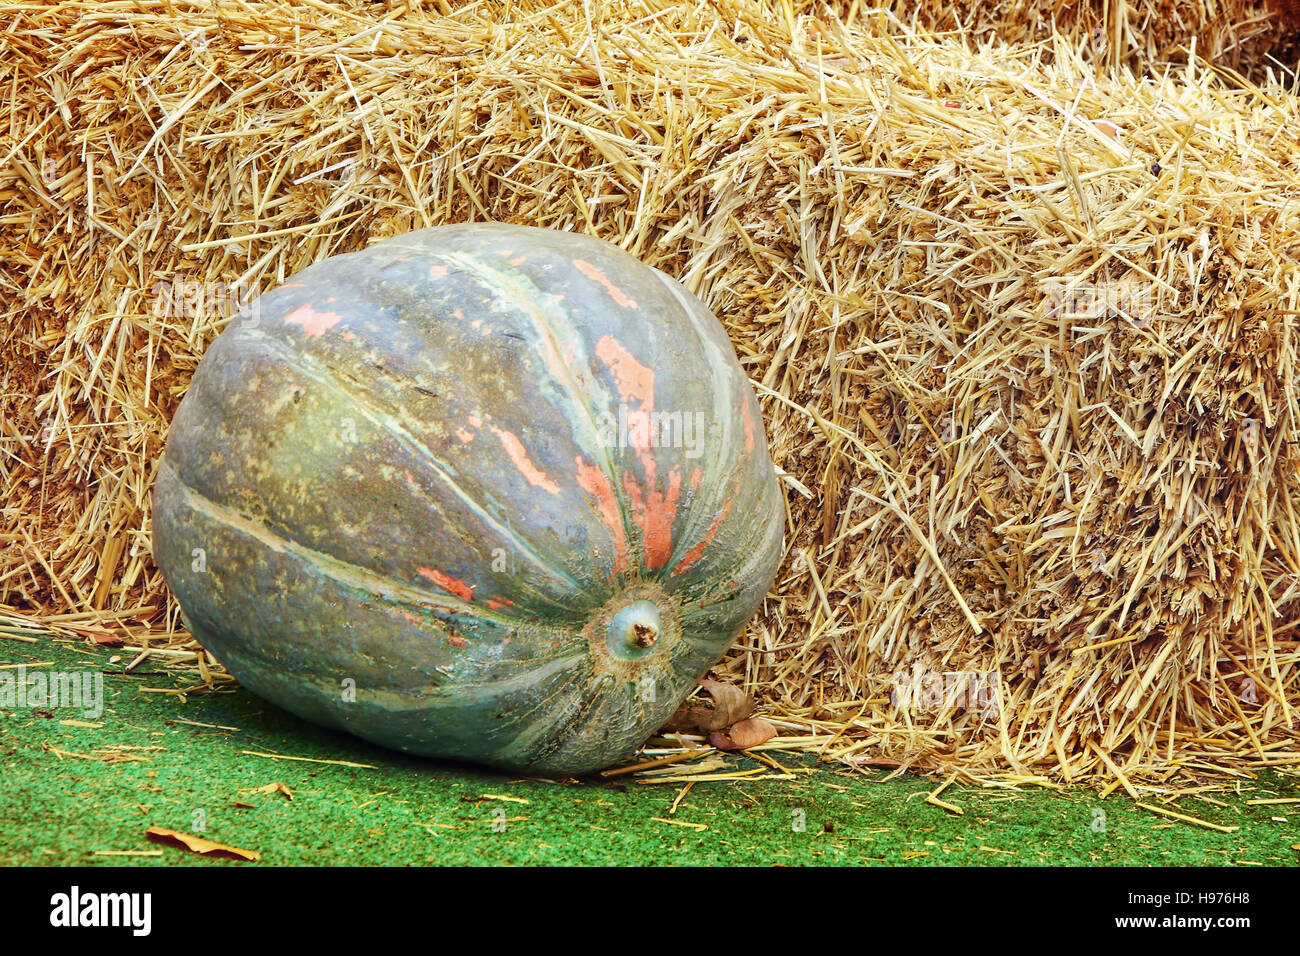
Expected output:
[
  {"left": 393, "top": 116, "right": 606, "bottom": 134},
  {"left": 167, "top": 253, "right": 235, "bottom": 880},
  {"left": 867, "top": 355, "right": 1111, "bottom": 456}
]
[{"left": 2, "top": 636, "right": 1297, "bottom": 866}]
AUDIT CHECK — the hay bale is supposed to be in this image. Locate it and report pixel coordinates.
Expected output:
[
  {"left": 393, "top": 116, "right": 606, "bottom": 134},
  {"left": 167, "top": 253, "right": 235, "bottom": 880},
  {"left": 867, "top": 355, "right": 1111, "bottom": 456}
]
[
  {"left": 864, "top": 0, "right": 1299, "bottom": 74},
  {"left": 3, "top": 0, "right": 1299, "bottom": 785}
]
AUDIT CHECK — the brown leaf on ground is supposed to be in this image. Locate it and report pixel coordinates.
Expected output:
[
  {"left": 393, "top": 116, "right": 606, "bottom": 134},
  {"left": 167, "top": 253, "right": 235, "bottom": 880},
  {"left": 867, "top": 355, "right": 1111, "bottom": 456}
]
[
  {"left": 729, "top": 717, "right": 778, "bottom": 748},
  {"left": 241, "top": 781, "right": 293, "bottom": 800},
  {"left": 693, "top": 680, "right": 755, "bottom": 731},
  {"left": 709, "top": 717, "right": 777, "bottom": 751},
  {"left": 145, "top": 826, "right": 261, "bottom": 861},
  {"left": 658, "top": 680, "right": 758, "bottom": 734},
  {"left": 66, "top": 626, "right": 124, "bottom": 647}
]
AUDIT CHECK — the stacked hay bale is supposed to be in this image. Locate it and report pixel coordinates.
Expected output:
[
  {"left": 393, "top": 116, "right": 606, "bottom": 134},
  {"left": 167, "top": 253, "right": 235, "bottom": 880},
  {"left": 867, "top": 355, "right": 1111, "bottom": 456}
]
[
  {"left": 869, "top": 0, "right": 1298, "bottom": 73},
  {"left": 2, "top": 0, "right": 1298, "bottom": 784}
]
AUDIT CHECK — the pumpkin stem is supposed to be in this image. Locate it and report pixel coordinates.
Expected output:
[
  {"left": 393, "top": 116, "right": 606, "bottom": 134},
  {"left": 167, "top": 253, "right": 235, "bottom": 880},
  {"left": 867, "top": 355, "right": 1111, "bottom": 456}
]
[
  {"left": 632, "top": 621, "right": 657, "bottom": 648},
  {"left": 601, "top": 597, "right": 665, "bottom": 662},
  {"left": 583, "top": 584, "right": 681, "bottom": 683}
]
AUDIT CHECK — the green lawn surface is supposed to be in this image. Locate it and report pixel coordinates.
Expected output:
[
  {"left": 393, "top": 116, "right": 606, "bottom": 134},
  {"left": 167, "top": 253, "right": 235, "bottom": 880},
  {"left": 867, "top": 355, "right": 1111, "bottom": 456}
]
[{"left": 2, "top": 637, "right": 1297, "bottom": 866}]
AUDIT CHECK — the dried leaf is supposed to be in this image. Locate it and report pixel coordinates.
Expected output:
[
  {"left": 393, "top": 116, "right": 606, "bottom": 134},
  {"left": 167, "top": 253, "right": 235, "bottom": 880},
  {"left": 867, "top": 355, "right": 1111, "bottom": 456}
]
[
  {"left": 66, "top": 626, "right": 124, "bottom": 647},
  {"left": 240, "top": 781, "right": 293, "bottom": 800},
  {"left": 729, "top": 717, "right": 777, "bottom": 748},
  {"left": 657, "top": 680, "right": 755, "bottom": 733},
  {"left": 695, "top": 679, "right": 755, "bottom": 731},
  {"left": 145, "top": 826, "right": 261, "bottom": 861},
  {"left": 709, "top": 717, "right": 777, "bottom": 751}
]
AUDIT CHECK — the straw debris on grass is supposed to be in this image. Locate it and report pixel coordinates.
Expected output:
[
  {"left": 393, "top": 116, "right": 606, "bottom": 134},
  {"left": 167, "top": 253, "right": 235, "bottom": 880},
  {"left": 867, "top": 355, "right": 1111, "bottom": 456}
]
[{"left": 3, "top": 1, "right": 1300, "bottom": 788}]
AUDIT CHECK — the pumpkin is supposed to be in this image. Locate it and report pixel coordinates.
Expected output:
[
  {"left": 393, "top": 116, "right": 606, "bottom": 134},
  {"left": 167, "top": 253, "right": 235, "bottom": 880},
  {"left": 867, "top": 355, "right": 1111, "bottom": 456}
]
[{"left": 152, "top": 223, "right": 784, "bottom": 775}]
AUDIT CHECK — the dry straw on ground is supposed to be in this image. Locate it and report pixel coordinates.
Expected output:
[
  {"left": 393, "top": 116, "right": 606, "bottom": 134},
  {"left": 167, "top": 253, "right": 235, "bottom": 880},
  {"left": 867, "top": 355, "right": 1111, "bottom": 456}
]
[{"left": 4, "top": 0, "right": 1300, "bottom": 787}]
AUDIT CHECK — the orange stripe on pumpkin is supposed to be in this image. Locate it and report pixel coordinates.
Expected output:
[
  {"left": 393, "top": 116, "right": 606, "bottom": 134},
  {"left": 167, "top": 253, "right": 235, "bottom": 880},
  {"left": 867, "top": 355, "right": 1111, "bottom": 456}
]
[
  {"left": 283, "top": 303, "right": 344, "bottom": 338},
  {"left": 574, "top": 259, "right": 639, "bottom": 309},
  {"left": 623, "top": 462, "right": 682, "bottom": 570},
  {"left": 491, "top": 426, "right": 560, "bottom": 495},
  {"left": 673, "top": 498, "right": 732, "bottom": 575},
  {"left": 595, "top": 335, "right": 654, "bottom": 411},
  {"left": 417, "top": 566, "right": 474, "bottom": 602},
  {"left": 576, "top": 457, "right": 628, "bottom": 576},
  {"left": 742, "top": 398, "right": 755, "bottom": 454}
]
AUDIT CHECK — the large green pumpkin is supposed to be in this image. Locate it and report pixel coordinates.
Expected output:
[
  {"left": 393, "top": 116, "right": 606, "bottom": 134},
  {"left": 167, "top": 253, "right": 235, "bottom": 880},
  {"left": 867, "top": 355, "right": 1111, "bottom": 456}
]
[{"left": 152, "top": 223, "right": 784, "bottom": 775}]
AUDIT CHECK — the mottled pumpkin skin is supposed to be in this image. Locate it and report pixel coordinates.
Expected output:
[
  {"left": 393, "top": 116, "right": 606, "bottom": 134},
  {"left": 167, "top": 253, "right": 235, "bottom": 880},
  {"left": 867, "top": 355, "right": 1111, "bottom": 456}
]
[{"left": 152, "top": 223, "right": 784, "bottom": 775}]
